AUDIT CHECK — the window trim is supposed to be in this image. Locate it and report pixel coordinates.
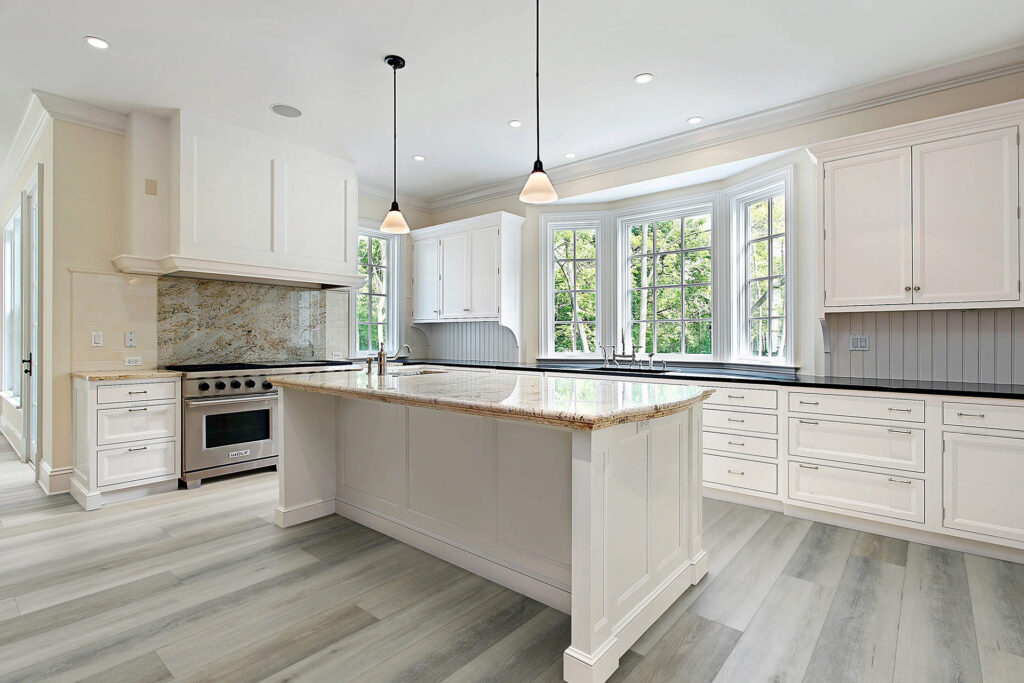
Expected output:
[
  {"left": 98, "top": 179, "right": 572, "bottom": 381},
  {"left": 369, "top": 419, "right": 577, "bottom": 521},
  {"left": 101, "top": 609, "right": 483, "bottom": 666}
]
[
  {"left": 538, "top": 213, "right": 607, "bottom": 358},
  {"left": 727, "top": 165, "right": 796, "bottom": 366},
  {"left": 2, "top": 205, "right": 21, "bottom": 397},
  {"left": 349, "top": 220, "right": 402, "bottom": 357}
]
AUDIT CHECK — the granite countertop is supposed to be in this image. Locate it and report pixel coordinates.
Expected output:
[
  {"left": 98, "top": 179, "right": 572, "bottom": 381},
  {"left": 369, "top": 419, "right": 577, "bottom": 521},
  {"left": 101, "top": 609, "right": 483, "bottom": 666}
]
[
  {"left": 269, "top": 368, "right": 713, "bottom": 431},
  {"left": 71, "top": 369, "right": 183, "bottom": 381},
  {"left": 396, "top": 359, "right": 1024, "bottom": 399}
]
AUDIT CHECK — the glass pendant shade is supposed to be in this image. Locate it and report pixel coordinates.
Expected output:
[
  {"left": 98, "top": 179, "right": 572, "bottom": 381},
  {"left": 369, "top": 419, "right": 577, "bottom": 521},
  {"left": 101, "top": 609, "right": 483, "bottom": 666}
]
[
  {"left": 519, "top": 166, "right": 558, "bottom": 204},
  {"left": 379, "top": 201, "right": 410, "bottom": 234}
]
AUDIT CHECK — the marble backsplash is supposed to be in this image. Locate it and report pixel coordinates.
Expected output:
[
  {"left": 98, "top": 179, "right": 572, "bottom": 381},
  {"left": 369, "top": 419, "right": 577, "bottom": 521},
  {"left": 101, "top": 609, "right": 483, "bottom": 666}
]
[{"left": 158, "top": 277, "right": 331, "bottom": 365}]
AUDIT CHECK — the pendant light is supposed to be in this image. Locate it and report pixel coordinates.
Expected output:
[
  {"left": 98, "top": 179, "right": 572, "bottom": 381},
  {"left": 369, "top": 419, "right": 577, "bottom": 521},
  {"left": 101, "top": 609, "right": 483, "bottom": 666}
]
[
  {"left": 380, "top": 54, "right": 411, "bottom": 234},
  {"left": 519, "top": 0, "right": 558, "bottom": 204}
]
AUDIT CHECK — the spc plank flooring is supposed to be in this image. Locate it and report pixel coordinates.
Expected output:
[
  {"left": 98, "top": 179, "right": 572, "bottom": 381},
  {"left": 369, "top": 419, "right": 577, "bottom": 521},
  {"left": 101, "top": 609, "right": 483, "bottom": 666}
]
[
  {"left": 79, "top": 652, "right": 174, "bottom": 683},
  {"left": 979, "top": 646, "right": 1024, "bottom": 681},
  {"left": 783, "top": 522, "right": 858, "bottom": 587},
  {"left": 966, "top": 553, "right": 1024, "bottom": 657},
  {"left": 0, "top": 597, "right": 17, "bottom": 622},
  {"left": 851, "top": 531, "right": 910, "bottom": 567},
  {"left": 443, "top": 607, "right": 570, "bottom": 683},
  {"left": 618, "top": 612, "right": 740, "bottom": 683}
]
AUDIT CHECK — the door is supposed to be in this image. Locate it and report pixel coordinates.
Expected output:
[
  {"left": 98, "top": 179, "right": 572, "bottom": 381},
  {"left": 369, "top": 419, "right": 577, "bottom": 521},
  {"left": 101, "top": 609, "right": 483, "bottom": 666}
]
[
  {"left": 943, "top": 432, "right": 1024, "bottom": 543},
  {"left": 440, "top": 232, "right": 470, "bottom": 319},
  {"left": 468, "top": 227, "right": 499, "bottom": 318},
  {"left": 412, "top": 239, "right": 439, "bottom": 321},
  {"left": 21, "top": 165, "right": 41, "bottom": 467},
  {"left": 912, "top": 127, "right": 1020, "bottom": 305},
  {"left": 823, "top": 148, "right": 913, "bottom": 307}
]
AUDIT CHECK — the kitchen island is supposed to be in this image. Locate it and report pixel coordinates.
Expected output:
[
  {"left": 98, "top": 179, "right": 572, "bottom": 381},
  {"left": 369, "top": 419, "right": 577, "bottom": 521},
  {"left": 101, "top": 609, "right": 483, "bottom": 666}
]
[{"left": 270, "top": 368, "right": 712, "bottom": 683}]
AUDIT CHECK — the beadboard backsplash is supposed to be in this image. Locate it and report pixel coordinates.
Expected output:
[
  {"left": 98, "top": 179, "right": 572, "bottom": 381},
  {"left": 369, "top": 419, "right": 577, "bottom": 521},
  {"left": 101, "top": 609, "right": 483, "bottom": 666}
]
[
  {"left": 419, "top": 322, "right": 519, "bottom": 362},
  {"left": 826, "top": 309, "right": 1024, "bottom": 384}
]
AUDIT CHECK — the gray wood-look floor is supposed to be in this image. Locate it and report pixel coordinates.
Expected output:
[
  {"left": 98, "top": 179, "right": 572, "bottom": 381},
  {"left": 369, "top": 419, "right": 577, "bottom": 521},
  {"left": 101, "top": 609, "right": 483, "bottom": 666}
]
[{"left": 2, "top": 443, "right": 1023, "bottom": 683}]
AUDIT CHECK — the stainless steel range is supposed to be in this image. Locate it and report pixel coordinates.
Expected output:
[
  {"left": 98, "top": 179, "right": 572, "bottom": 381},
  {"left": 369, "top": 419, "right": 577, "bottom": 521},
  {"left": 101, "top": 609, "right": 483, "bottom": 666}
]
[{"left": 165, "top": 361, "right": 355, "bottom": 487}]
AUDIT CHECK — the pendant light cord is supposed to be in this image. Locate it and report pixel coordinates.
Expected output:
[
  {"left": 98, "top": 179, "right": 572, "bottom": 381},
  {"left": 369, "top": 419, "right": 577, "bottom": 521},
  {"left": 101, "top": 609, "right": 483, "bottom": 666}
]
[
  {"left": 534, "top": 0, "right": 540, "bottom": 163},
  {"left": 393, "top": 63, "right": 398, "bottom": 204}
]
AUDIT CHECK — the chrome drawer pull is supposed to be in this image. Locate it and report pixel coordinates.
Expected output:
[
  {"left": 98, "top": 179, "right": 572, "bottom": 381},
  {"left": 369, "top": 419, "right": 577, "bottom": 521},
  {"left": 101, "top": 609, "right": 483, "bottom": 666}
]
[
  {"left": 887, "top": 407, "right": 912, "bottom": 413},
  {"left": 727, "top": 418, "right": 745, "bottom": 423},
  {"left": 127, "top": 446, "right": 147, "bottom": 452},
  {"left": 727, "top": 441, "right": 745, "bottom": 447},
  {"left": 956, "top": 411, "right": 985, "bottom": 418},
  {"left": 888, "top": 477, "right": 913, "bottom": 485},
  {"left": 799, "top": 463, "right": 819, "bottom": 470},
  {"left": 128, "top": 407, "right": 149, "bottom": 413},
  {"left": 799, "top": 419, "right": 819, "bottom": 425},
  {"left": 727, "top": 394, "right": 745, "bottom": 399},
  {"left": 887, "top": 427, "right": 911, "bottom": 434},
  {"left": 798, "top": 400, "right": 819, "bottom": 405},
  {"left": 727, "top": 469, "right": 745, "bottom": 475},
  {"left": 127, "top": 390, "right": 148, "bottom": 395}
]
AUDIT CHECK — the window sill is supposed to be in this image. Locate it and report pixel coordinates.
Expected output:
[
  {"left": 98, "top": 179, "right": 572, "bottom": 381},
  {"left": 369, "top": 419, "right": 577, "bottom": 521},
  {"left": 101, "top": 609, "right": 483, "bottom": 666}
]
[{"left": 0, "top": 392, "right": 21, "bottom": 410}]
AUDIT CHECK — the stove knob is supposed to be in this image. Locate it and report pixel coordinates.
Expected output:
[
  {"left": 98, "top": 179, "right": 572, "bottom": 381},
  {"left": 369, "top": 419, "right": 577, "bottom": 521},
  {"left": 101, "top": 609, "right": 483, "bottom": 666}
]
[
  {"left": 198, "top": 381, "right": 210, "bottom": 391},
  {"left": 215, "top": 381, "right": 226, "bottom": 390},
  {"left": 262, "top": 380, "right": 273, "bottom": 391},
  {"left": 245, "top": 379, "right": 256, "bottom": 388},
  {"left": 230, "top": 380, "right": 241, "bottom": 389}
]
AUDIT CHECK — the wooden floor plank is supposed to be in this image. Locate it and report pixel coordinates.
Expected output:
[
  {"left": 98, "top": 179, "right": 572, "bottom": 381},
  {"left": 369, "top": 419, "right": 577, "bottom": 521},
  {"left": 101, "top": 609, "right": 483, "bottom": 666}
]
[
  {"left": 783, "top": 522, "right": 858, "bottom": 587},
  {"left": 966, "top": 553, "right": 1024, "bottom": 658},
  {"left": 618, "top": 612, "right": 740, "bottom": 683},
  {"left": 443, "top": 607, "right": 570, "bottom": 683},
  {"left": 0, "top": 598, "right": 18, "bottom": 622},
  {"left": 78, "top": 652, "right": 173, "bottom": 683},
  {"left": 851, "top": 531, "right": 909, "bottom": 567},
  {"left": 979, "top": 646, "right": 1024, "bottom": 681}
]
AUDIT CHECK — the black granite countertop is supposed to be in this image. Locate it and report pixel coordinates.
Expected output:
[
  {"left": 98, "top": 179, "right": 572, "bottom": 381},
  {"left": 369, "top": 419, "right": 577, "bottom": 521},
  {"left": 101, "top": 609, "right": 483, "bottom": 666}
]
[{"left": 396, "top": 358, "right": 1024, "bottom": 399}]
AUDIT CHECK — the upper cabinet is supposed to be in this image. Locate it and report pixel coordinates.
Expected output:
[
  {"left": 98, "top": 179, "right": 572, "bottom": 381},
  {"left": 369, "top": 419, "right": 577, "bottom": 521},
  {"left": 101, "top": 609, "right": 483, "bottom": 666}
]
[
  {"left": 812, "top": 101, "right": 1023, "bottom": 313},
  {"left": 114, "top": 111, "right": 361, "bottom": 288},
  {"left": 411, "top": 212, "right": 523, "bottom": 341}
]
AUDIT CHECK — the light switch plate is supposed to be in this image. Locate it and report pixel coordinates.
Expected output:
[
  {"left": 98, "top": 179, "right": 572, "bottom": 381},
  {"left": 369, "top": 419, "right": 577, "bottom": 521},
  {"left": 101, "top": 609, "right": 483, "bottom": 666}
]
[
  {"left": 331, "top": 351, "right": 344, "bottom": 359},
  {"left": 144, "top": 178, "right": 158, "bottom": 196},
  {"left": 850, "top": 334, "right": 870, "bottom": 351},
  {"left": 91, "top": 332, "right": 103, "bottom": 347},
  {"left": 124, "top": 356, "right": 143, "bottom": 367},
  {"left": 124, "top": 331, "right": 137, "bottom": 347}
]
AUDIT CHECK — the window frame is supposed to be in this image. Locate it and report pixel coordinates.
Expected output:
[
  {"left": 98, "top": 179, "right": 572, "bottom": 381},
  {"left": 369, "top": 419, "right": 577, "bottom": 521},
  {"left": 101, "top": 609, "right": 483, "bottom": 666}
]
[
  {"left": 349, "top": 221, "right": 402, "bottom": 357},
  {"left": 538, "top": 213, "right": 606, "bottom": 359},
  {"left": 727, "top": 166, "right": 795, "bottom": 366},
  {"left": 2, "top": 205, "right": 21, "bottom": 397}
]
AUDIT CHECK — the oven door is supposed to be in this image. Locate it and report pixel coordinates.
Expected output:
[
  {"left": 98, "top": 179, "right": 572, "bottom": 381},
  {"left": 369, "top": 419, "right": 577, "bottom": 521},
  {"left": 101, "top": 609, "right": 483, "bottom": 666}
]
[{"left": 184, "top": 393, "right": 277, "bottom": 473}]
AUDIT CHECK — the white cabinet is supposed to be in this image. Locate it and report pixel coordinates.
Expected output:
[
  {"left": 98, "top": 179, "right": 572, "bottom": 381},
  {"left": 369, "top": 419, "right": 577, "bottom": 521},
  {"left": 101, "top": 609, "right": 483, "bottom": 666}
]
[
  {"left": 943, "top": 432, "right": 1024, "bottom": 543},
  {"left": 411, "top": 212, "right": 524, "bottom": 350},
  {"left": 789, "top": 461, "right": 925, "bottom": 523},
  {"left": 813, "top": 102, "right": 1023, "bottom": 313}
]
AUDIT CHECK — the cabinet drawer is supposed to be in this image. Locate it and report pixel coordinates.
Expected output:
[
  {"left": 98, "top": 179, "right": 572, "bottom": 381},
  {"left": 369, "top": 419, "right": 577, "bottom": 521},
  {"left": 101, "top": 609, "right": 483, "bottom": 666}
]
[
  {"left": 943, "top": 402, "right": 1024, "bottom": 432},
  {"left": 705, "top": 386, "right": 777, "bottom": 410},
  {"left": 788, "top": 417, "right": 924, "bottom": 472},
  {"left": 704, "top": 453, "right": 777, "bottom": 494},
  {"left": 704, "top": 409, "right": 777, "bottom": 434},
  {"left": 97, "top": 440, "right": 177, "bottom": 487},
  {"left": 97, "top": 403, "right": 176, "bottom": 446},
  {"left": 789, "top": 392, "right": 924, "bottom": 423},
  {"left": 97, "top": 381, "right": 177, "bottom": 405},
  {"left": 704, "top": 430, "right": 777, "bottom": 459},
  {"left": 788, "top": 461, "right": 924, "bottom": 523}
]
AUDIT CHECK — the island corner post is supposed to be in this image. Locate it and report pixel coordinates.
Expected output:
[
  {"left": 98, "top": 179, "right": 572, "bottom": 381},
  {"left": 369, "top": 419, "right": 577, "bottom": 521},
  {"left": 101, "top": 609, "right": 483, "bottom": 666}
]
[{"left": 272, "top": 372, "right": 709, "bottom": 683}]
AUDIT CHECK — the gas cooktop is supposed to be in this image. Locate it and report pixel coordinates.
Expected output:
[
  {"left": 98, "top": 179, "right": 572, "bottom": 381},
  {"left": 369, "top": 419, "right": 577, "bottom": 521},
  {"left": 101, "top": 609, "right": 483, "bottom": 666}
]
[{"left": 165, "top": 360, "right": 353, "bottom": 373}]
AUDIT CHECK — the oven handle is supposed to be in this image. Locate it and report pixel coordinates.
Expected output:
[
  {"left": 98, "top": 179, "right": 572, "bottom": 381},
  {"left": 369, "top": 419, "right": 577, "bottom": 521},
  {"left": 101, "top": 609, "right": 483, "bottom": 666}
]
[{"left": 186, "top": 395, "right": 276, "bottom": 408}]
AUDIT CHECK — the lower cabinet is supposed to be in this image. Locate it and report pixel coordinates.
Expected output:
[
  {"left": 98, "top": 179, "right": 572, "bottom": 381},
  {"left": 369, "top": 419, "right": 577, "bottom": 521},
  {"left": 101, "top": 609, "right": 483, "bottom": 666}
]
[
  {"left": 943, "top": 432, "right": 1024, "bottom": 543},
  {"left": 788, "top": 461, "right": 925, "bottom": 523},
  {"left": 97, "top": 440, "right": 178, "bottom": 487}
]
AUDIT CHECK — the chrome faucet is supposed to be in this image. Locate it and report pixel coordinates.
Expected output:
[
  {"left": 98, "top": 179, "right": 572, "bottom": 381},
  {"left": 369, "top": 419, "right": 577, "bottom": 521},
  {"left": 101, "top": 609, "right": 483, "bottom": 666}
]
[
  {"left": 377, "top": 343, "right": 413, "bottom": 376},
  {"left": 602, "top": 330, "right": 640, "bottom": 369}
]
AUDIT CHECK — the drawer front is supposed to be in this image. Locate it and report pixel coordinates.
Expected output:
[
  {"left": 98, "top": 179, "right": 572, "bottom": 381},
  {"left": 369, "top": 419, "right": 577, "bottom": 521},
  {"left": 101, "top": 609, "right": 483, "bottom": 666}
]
[
  {"left": 97, "top": 381, "right": 177, "bottom": 405},
  {"left": 788, "top": 417, "right": 925, "bottom": 472},
  {"left": 789, "top": 392, "right": 924, "bottom": 423},
  {"left": 943, "top": 402, "right": 1024, "bottom": 432},
  {"left": 704, "top": 430, "right": 777, "bottom": 459},
  {"left": 704, "top": 453, "right": 777, "bottom": 494},
  {"left": 97, "top": 403, "right": 176, "bottom": 446},
  {"left": 705, "top": 386, "right": 777, "bottom": 410},
  {"left": 704, "top": 409, "right": 778, "bottom": 435},
  {"left": 788, "top": 461, "right": 924, "bottom": 523},
  {"left": 97, "top": 440, "right": 177, "bottom": 487}
]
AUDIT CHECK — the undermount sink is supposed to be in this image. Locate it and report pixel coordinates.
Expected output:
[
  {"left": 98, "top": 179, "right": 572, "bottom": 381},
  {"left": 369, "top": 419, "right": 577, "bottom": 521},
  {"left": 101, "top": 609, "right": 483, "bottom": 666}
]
[{"left": 388, "top": 368, "right": 448, "bottom": 376}]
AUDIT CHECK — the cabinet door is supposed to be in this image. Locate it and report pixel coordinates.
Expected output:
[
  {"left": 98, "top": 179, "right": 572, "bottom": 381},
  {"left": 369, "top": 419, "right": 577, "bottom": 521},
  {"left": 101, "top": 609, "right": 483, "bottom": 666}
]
[
  {"left": 412, "top": 239, "right": 439, "bottom": 321},
  {"left": 468, "top": 227, "right": 500, "bottom": 318},
  {"left": 823, "top": 148, "right": 913, "bottom": 307},
  {"left": 912, "top": 127, "right": 1020, "bottom": 305},
  {"left": 440, "top": 233, "right": 470, "bottom": 318},
  {"left": 944, "top": 432, "right": 1024, "bottom": 543}
]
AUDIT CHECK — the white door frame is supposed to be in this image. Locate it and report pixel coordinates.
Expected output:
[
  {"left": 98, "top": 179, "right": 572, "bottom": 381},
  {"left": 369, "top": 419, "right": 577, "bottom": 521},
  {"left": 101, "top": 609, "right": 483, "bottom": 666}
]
[{"left": 20, "top": 164, "right": 41, "bottom": 477}]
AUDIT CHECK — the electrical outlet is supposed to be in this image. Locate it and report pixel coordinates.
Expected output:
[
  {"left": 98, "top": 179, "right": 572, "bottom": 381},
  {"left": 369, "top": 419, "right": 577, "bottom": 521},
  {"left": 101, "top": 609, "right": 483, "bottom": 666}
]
[
  {"left": 91, "top": 332, "right": 103, "bottom": 347},
  {"left": 331, "top": 351, "right": 344, "bottom": 360},
  {"left": 124, "top": 331, "right": 137, "bottom": 347},
  {"left": 124, "top": 356, "right": 143, "bottom": 367},
  {"left": 850, "top": 334, "right": 870, "bottom": 351}
]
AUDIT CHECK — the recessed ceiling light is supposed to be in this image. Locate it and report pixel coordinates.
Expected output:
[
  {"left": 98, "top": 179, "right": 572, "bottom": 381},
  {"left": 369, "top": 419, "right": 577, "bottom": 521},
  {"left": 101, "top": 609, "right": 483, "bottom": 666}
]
[
  {"left": 83, "top": 35, "right": 109, "bottom": 49},
  {"left": 412, "top": 154, "right": 425, "bottom": 161},
  {"left": 564, "top": 152, "right": 576, "bottom": 159},
  {"left": 634, "top": 73, "right": 654, "bottom": 84},
  {"left": 687, "top": 115, "right": 704, "bottom": 125},
  {"left": 508, "top": 119, "right": 523, "bottom": 128},
  {"left": 271, "top": 104, "right": 302, "bottom": 118}
]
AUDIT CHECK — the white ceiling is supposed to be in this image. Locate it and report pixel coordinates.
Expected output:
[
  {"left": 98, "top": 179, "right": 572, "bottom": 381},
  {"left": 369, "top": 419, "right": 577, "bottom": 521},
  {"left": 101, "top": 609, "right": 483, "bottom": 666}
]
[{"left": 0, "top": 0, "right": 1022, "bottom": 202}]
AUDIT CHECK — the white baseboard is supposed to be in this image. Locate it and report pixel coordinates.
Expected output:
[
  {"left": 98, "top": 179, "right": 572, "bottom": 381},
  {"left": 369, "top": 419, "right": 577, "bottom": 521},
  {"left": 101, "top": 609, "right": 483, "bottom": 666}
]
[
  {"left": 275, "top": 499, "right": 335, "bottom": 528},
  {"left": 0, "top": 414, "right": 23, "bottom": 459},
  {"left": 38, "top": 461, "right": 72, "bottom": 495},
  {"left": 69, "top": 477, "right": 101, "bottom": 511}
]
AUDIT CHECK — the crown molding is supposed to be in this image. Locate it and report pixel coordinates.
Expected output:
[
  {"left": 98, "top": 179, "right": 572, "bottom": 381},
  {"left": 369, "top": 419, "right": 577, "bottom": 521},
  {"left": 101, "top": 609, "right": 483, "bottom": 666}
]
[
  {"left": 425, "top": 43, "right": 1024, "bottom": 214},
  {"left": 32, "top": 90, "right": 127, "bottom": 135},
  {"left": 358, "top": 181, "right": 430, "bottom": 214},
  {"left": 0, "top": 93, "right": 50, "bottom": 208}
]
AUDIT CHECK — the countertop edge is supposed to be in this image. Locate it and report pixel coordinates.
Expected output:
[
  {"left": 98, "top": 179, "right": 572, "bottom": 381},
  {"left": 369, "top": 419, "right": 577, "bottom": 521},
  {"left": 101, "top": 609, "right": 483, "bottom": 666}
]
[{"left": 72, "top": 370, "right": 183, "bottom": 381}]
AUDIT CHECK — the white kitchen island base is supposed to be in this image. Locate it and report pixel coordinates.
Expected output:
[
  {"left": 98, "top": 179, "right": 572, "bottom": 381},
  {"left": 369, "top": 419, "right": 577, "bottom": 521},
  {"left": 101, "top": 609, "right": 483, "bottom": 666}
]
[{"left": 272, "top": 372, "right": 709, "bottom": 683}]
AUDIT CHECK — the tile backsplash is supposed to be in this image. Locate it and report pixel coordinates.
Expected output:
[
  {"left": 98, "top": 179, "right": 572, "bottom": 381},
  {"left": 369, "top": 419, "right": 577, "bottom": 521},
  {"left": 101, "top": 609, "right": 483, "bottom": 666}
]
[
  {"left": 71, "top": 271, "right": 159, "bottom": 371},
  {"left": 158, "top": 277, "right": 342, "bottom": 365}
]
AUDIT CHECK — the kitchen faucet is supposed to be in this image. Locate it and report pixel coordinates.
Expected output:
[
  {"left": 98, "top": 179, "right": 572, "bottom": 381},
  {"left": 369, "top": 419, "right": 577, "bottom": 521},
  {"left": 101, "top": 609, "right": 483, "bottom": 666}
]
[
  {"left": 601, "top": 330, "right": 640, "bottom": 369},
  {"left": 376, "top": 343, "right": 413, "bottom": 376}
]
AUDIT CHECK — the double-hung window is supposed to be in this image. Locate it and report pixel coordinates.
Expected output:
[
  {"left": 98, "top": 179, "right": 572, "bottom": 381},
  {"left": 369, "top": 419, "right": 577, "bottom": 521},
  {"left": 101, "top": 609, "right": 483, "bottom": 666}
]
[
  {"left": 624, "top": 207, "right": 712, "bottom": 357},
  {"left": 541, "top": 216, "right": 602, "bottom": 357},
  {"left": 351, "top": 226, "right": 399, "bottom": 356},
  {"left": 2, "top": 207, "right": 20, "bottom": 396}
]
